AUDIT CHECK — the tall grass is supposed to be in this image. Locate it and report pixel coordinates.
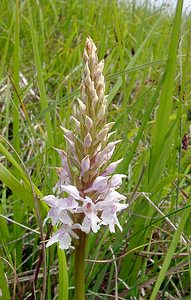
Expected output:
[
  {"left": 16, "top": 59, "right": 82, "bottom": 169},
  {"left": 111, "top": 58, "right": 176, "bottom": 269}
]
[{"left": 0, "top": 0, "right": 191, "bottom": 299}]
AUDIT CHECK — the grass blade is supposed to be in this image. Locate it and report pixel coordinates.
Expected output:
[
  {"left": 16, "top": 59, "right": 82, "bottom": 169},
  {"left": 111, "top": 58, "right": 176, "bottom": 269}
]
[
  {"left": 149, "top": 0, "right": 183, "bottom": 183},
  {"left": 58, "top": 249, "right": 68, "bottom": 300},
  {"left": 150, "top": 196, "right": 191, "bottom": 299},
  {"left": 0, "top": 259, "right": 10, "bottom": 300},
  {"left": 27, "top": 0, "right": 56, "bottom": 165}
]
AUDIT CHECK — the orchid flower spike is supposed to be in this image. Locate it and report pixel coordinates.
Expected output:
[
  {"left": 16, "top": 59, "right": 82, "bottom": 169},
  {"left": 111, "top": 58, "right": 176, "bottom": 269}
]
[{"left": 42, "top": 37, "right": 128, "bottom": 250}]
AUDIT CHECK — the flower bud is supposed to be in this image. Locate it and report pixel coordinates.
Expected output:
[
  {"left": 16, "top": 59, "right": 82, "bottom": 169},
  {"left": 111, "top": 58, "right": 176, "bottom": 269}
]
[
  {"left": 81, "top": 155, "right": 90, "bottom": 177},
  {"left": 60, "top": 126, "right": 74, "bottom": 140},
  {"left": 85, "top": 115, "right": 93, "bottom": 129},
  {"left": 70, "top": 116, "right": 80, "bottom": 130},
  {"left": 97, "top": 104, "right": 106, "bottom": 120},
  {"left": 77, "top": 98, "right": 86, "bottom": 114},
  {"left": 84, "top": 133, "right": 92, "bottom": 148}
]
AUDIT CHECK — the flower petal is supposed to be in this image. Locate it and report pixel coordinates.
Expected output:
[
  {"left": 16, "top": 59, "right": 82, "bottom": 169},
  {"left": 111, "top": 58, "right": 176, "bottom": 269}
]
[
  {"left": 59, "top": 232, "right": 72, "bottom": 250},
  {"left": 58, "top": 210, "right": 73, "bottom": 225},
  {"left": 42, "top": 195, "right": 58, "bottom": 207},
  {"left": 101, "top": 205, "right": 123, "bottom": 233},
  {"left": 84, "top": 176, "right": 109, "bottom": 193},
  {"left": 46, "top": 231, "right": 59, "bottom": 248},
  {"left": 102, "top": 159, "right": 123, "bottom": 176},
  {"left": 81, "top": 155, "right": 90, "bottom": 177},
  {"left": 60, "top": 185, "right": 81, "bottom": 200},
  {"left": 104, "top": 140, "right": 122, "bottom": 153},
  {"left": 49, "top": 208, "right": 59, "bottom": 225},
  {"left": 110, "top": 174, "right": 126, "bottom": 188},
  {"left": 59, "top": 197, "right": 79, "bottom": 211}
]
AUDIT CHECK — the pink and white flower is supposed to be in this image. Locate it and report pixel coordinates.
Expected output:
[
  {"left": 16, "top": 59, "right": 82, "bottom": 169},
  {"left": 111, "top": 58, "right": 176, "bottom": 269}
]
[
  {"left": 46, "top": 224, "right": 79, "bottom": 250},
  {"left": 42, "top": 37, "right": 127, "bottom": 250},
  {"left": 77, "top": 197, "right": 101, "bottom": 233}
]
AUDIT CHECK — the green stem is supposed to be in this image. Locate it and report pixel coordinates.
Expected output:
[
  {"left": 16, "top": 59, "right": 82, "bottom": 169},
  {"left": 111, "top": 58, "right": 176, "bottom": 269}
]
[{"left": 74, "top": 232, "right": 87, "bottom": 300}]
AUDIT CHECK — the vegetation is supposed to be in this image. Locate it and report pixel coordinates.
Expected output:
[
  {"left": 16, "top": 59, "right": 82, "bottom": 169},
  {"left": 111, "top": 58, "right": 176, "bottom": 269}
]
[{"left": 0, "top": 0, "right": 191, "bottom": 299}]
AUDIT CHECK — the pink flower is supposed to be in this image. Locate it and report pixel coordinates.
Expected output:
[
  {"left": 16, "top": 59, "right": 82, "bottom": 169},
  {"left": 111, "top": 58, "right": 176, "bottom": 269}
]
[
  {"left": 42, "top": 195, "right": 60, "bottom": 225},
  {"left": 100, "top": 203, "right": 127, "bottom": 233},
  {"left": 84, "top": 176, "right": 109, "bottom": 193},
  {"left": 42, "top": 37, "right": 127, "bottom": 250},
  {"left": 102, "top": 159, "right": 123, "bottom": 176},
  {"left": 60, "top": 184, "right": 82, "bottom": 200},
  {"left": 78, "top": 197, "right": 101, "bottom": 233},
  {"left": 58, "top": 197, "right": 79, "bottom": 212},
  {"left": 46, "top": 224, "right": 79, "bottom": 250}
]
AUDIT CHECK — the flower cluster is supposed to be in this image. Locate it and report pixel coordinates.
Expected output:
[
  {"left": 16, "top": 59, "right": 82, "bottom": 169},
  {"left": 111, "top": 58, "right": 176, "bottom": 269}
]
[{"left": 43, "top": 37, "right": 128, "bottom": 249}]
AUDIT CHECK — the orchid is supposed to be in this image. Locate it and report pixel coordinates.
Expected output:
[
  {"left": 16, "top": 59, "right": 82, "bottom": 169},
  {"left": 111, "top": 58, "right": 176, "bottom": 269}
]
[{"left": 42, "top": 37, "right": 128, "bottom": 251}]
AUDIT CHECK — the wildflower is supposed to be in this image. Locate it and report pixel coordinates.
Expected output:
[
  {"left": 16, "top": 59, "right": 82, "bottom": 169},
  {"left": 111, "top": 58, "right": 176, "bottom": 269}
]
[
  {"left": 42, "top": 37, "right": 128, "bottom": 249},
  {"left": 46, "top": 224, "right": 79, "bottom": 250}
]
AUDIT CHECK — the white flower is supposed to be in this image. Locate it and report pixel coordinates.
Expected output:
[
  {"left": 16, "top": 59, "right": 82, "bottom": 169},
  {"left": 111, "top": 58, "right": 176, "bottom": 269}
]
[
  {"left": 43, "top": 195, "right": 58, "bottom": 207},
  {"left": 58, "top": 210, "right": 73, "bottom": 225},
  {"left": 46, "top": 224, "right": 79, "bottom": 250},
  {"left": 84, "top": 176, "right": 109, "bottom": 193},
  {"left": 60, "top": 184, "right": 82, "bottom": 200},
  {"left": 100, "top": 203, "right": 126, "bottom": 233},
  {"left": 42, "top": 37, "right": 128, "bottom": 250},
  {"left": 95, "top": 128, "right": 109, "bottom": 144},
  {"left": 85, "top": 174, "right": 126, "bottom": 195},
  {"left": 110, "top": 174, "right": 126, "bottom": 188},
  {"left": 42, "top": 195, "right": 60, "bottom": 225},
  {"left": 58, "top": 196, "right": 79, "bottom": 212},
  {"left": 96, "top": 188, "right": 127, "bottom": 205},
  {"left": 78, "top": 197, "right": 101, "bottom": 233},
  {"left": 42, "top": 195, "right": 76, "bottom": 226},
  {"left": 104, "top": 140, "right": 122, "bottom": 153},
  {"left": 101, "top": 159, "right": 123, "bottom": 176}
]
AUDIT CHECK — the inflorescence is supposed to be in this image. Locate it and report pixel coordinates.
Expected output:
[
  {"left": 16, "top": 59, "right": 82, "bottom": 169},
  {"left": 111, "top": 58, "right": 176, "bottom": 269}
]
[{"left": 42, "top": 37, "right": 128, "bottom": 249}]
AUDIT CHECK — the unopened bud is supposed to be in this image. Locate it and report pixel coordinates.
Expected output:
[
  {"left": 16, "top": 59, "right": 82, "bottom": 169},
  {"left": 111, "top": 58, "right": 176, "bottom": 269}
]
[
  {"left": 60, "top": 126, "right": 74, "bottom": 140},
  {"left": 97, "top": 104, "right": 106, "bottom": 120},
  {"left": 77, "top": 98, "right": 86, "bottom": 114},
  {"left": 85, "top": 115, "right": 93, "bottom": 129},
  {"left": 96, "top": 128, "right": 108, "bottom": 142},
  {"left": 92, "top": 94, "right": 99, "bottom": 107},
  {"left": 83, "top": 49, "right": 89, "bottom": 62},
  {"left": 81, "top": 155, "right": 90, "bottom": 177},
  {"left": 84, "top": 133, "right": 92, "bottom": 148},
  {"left": 70, "top": 116, "right": 80, "bottom": 130},
  {"left": 104, "top": 122, "right": 115, "bottom": 131}
]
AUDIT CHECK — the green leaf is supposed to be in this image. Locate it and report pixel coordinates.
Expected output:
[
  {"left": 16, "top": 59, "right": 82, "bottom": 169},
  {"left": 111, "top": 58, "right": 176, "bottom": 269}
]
[
  {"left": 0, "top": 259, "right": 10, "bottom": 300},
  {"left": 58, "top": 248, "right": 68, "bottom": 300},
  {"left": 149, "top": 0, "right": 183, "bottom": 180}
]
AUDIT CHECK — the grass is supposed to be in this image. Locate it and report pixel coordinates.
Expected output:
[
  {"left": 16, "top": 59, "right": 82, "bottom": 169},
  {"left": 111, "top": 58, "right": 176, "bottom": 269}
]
[{"left": 0, "top": 0, "right": 191, "bottom": 299}]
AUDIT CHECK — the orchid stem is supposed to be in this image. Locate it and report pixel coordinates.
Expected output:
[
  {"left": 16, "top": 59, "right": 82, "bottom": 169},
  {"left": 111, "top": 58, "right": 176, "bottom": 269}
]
[{"left": 74, "top": 232, "right": 87, "bottom": 300}]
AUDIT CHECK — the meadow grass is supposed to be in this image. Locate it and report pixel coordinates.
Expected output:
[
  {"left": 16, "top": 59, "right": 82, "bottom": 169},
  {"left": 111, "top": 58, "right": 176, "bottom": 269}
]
[{"left": 0, "top": 0, "right": 191, "bottom": 299}]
